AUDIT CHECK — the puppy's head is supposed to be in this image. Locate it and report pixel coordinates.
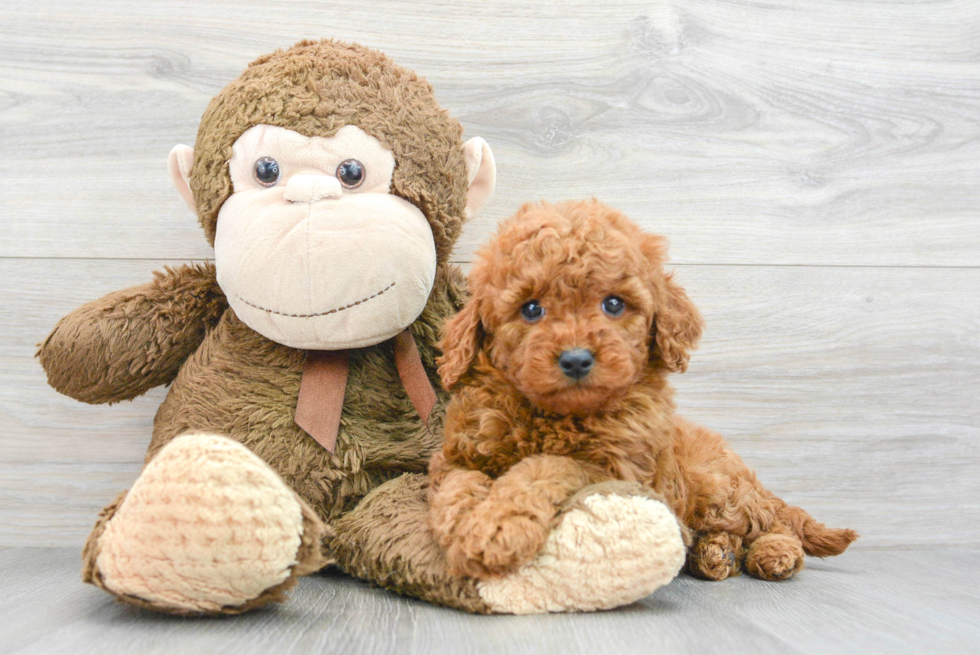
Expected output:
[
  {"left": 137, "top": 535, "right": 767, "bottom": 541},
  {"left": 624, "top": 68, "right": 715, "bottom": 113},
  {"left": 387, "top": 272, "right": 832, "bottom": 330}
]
[{"left": 439, "top": 199, "right": 703, "bottom": 416}]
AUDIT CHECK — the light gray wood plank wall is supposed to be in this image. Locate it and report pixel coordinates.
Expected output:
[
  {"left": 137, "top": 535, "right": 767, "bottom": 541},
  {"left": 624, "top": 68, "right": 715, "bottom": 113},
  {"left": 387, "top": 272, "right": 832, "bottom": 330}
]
[{"left": 1, "top": 0, "right": 977, "bottom": 548}]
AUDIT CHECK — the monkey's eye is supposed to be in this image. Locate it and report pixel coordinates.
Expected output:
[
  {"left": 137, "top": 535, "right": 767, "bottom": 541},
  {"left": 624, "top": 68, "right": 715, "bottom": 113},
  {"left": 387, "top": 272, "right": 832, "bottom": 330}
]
[
  {"left": 253, "top": 157, "right": 280, "bottom": 187},
  {"left": 520, "top": 300, "right": 544, "bottom": 323},
  {"left": 601, "top": 295, "right": 626, "bottom": 317},
  {"left": 336, "top": 159, "right": 365, "bottom": 189}
]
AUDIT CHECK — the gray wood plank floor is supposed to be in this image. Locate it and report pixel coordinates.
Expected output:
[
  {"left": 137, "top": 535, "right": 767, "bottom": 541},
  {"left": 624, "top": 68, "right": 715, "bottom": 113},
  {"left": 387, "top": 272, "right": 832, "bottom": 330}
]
[{"left": 2, "top": 547, "right": 977, "bottom": 655}]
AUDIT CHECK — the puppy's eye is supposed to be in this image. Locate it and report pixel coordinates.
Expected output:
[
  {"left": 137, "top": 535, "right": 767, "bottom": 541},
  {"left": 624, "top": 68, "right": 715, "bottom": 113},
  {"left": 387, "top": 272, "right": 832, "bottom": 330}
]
[
  {"left": 253, "top": 157, "right": 280, "bottom": 187},
  {"left": 601, "top": 295, "right": 626, "bottom": 317},
  {"left": 336, "top": 159, "right": 365, "bottom": 189},
  {"left": 520, "top": 300, "right": 545, "bottom": 322}
]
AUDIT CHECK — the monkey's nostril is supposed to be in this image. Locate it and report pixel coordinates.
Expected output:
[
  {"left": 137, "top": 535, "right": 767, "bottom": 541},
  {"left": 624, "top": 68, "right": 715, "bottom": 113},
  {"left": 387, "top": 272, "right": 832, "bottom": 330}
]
[{"left": 558, "top": 348, "right": 594, "bottom": 380}]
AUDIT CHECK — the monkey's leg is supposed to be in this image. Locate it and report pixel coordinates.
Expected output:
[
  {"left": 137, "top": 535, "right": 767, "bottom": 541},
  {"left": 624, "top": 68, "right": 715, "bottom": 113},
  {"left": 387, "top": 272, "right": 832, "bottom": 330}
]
[
  {"left": 82, "top": 433, "right": 328, "bottom": 615},
  {"left": 330, "top": 475, "right": 686, "bottom": 614}
]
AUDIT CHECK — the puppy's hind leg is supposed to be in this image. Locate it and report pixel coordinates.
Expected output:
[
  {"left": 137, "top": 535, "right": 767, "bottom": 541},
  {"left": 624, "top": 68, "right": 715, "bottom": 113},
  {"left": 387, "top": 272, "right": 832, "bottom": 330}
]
[
  {"left": 673, "top": 418, "right": 856, "bottom": 582},
  {"left": 742, "top": 499, "right": 858, "bottom": 581},
  {"left": 778, "top": 503, "right": 859, "bottom": 558},
  {"left": 686, "top": 532, "right": 744, "bottom": 581},
  {"left": 743, "top": 503, "right": 858, "bottom": 581},
  {"left": 744, "top": 525, "right": 806, "bottom": 581}
]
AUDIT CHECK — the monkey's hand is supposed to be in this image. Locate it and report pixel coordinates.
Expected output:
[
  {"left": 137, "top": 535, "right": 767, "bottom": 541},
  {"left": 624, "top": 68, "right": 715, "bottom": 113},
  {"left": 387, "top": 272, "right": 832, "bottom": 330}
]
[{"left": 38, "top": 263, "right": 226, "bottom": 404}]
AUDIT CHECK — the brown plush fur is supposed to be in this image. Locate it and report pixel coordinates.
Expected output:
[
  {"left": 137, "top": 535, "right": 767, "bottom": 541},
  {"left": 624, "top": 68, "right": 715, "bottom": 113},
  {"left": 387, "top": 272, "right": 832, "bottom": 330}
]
[
  {"left": 330, "top": 473, "right": 491, "bottom": 614},
  {"left": 38, "top": 40, "right": 482, "bottom": 613},
  {"left": 38, "top": 263, "right": 227, "bottom": 405},
  {"left": 190, "top": 39, "right": 469, "bottom": 259},
  {"left": 430, "top": 199, "right": 857, "bottom": 581}
]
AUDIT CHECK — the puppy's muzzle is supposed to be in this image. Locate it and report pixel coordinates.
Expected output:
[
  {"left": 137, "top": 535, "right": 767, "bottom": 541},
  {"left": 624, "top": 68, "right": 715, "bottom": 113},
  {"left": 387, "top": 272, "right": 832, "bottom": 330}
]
[{"left": 558, "top": 348, "right": 594, "bottom": 380}]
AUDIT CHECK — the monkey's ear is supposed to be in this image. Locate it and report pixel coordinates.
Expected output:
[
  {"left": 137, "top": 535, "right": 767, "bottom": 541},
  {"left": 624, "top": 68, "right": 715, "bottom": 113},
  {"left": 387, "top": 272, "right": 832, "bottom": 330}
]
[
  {"left": 168, "top": 144, "right": 196, "bottom": 211},
  {"left": 437, "top": 300, "right": 484, "bottom": 390},
  {"left": 462, "top": 137, "right": 496, "bottom": 219}
]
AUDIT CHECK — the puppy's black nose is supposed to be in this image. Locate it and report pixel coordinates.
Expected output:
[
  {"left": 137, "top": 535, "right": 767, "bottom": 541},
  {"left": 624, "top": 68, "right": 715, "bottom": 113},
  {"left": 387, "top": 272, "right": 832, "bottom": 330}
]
[{"left": 558, "top": 349, "right": 594, "bottom": 380}]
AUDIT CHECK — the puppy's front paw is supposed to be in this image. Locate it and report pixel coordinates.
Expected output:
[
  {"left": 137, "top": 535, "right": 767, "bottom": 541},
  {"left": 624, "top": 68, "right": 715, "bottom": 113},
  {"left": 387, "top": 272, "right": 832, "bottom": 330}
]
[{"left": 446, "top": 505, "right": 550, "bottom": 579}]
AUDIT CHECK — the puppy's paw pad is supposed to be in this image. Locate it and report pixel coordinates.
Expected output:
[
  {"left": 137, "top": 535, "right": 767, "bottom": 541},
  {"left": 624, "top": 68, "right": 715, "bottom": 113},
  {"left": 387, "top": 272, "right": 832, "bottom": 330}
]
[
  {"left": 94, "top": 433, "right": 309, "bottom": 612},
  {"left": 477, "top": 493, "right": 685, "bottom": 614}
]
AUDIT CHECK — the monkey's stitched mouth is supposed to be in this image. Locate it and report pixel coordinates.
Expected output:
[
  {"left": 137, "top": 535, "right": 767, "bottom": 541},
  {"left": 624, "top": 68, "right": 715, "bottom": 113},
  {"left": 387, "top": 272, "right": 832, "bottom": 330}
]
[{"left": 237, "top": 281, "right": 396, "bottom": 318}]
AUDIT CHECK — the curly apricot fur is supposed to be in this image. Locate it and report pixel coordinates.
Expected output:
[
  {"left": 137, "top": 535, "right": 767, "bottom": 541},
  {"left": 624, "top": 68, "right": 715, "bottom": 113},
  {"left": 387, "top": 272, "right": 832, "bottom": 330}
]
[{"left": 430, "top": 199, "right": 857, "bottom": 581}]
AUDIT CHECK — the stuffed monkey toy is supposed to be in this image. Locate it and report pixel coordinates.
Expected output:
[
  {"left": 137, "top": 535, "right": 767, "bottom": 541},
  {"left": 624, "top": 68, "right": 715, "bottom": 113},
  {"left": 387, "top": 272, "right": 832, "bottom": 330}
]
[{"left": 38, "top": 40, "right": 687, "bottom": 615}]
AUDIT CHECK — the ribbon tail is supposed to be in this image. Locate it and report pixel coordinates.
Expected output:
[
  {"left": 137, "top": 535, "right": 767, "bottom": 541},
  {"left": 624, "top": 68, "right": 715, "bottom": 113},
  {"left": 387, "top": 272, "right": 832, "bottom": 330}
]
[
  {"left": 393, "top": 329, "right": 438, "bottom": 426},
  {"left": 295, "top": 349, "right": 350, "bottom": 454}
]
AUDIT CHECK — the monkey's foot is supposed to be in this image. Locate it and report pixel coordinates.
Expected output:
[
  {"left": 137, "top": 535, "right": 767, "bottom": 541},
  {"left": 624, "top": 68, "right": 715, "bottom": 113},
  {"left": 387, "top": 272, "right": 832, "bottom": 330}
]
[
  {"left": 83, "top": 433, "right": 328, "bottom": 614},
  {"left": 476, "top": 482, "right": 686, "bottom": 614}
]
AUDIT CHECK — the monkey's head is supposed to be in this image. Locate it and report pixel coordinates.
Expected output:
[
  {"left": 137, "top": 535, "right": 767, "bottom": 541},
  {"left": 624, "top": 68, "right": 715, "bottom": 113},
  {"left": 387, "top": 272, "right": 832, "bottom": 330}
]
[{"left": 168, "top": 40, "right": 495, "bottom": 350}]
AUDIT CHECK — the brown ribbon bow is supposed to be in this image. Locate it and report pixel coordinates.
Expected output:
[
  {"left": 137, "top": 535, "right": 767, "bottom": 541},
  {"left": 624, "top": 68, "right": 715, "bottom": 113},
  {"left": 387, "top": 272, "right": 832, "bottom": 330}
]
[{"left": 294, "top": 329, "right": 437, "bottom": 453}]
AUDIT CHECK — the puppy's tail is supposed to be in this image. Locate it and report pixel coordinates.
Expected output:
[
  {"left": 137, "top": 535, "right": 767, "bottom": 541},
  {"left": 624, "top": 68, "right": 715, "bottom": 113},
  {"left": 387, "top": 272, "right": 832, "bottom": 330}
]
[{"left": 778, "top": 505, "right": 858, "bottom": 557}]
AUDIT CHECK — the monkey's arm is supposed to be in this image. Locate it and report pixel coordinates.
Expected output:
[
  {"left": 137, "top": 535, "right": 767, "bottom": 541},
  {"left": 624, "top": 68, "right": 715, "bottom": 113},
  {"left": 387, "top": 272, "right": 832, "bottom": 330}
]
[{"left": 38, "top": 263, "right": 226, "bottom": 404}]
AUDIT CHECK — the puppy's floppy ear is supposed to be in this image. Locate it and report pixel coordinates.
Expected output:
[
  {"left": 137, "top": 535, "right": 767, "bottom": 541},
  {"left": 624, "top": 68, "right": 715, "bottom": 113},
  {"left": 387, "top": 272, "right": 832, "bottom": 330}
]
[
  {"left": 437, "top": 299, "right": 484, "bottom": 390},
  {"left": 652, "top": 273, "right": 704, "bottom": 373},
  {"left": 640, "top": 233, "right": 704, "bottom": 373}
]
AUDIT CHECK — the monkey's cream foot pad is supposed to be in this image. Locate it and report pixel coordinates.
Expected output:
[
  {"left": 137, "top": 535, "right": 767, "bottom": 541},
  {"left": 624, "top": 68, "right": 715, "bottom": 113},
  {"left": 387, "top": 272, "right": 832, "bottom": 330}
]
[
  {"left": 477, "top": 493, "right": 686, "bottom": 614},
  {"left": 93, "top": 433, "right": 312, "bottom": 613}
]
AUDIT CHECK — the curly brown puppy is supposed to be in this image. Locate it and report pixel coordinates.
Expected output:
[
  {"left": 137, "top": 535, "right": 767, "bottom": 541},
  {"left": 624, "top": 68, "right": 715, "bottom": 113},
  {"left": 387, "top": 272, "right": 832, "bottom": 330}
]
[{"left": 429, "top": 199, "right": 857, "bottom": 582}]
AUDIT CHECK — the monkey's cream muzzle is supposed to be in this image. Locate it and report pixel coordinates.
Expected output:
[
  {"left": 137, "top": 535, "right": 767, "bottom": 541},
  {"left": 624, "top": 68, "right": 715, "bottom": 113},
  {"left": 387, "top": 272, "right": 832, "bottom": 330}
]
[
  {"left": 215, "top": 190, "right": 436, "bottom": 350},
  {"left": 212, "top": 124, "right": 437, "bottom": 350}
]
